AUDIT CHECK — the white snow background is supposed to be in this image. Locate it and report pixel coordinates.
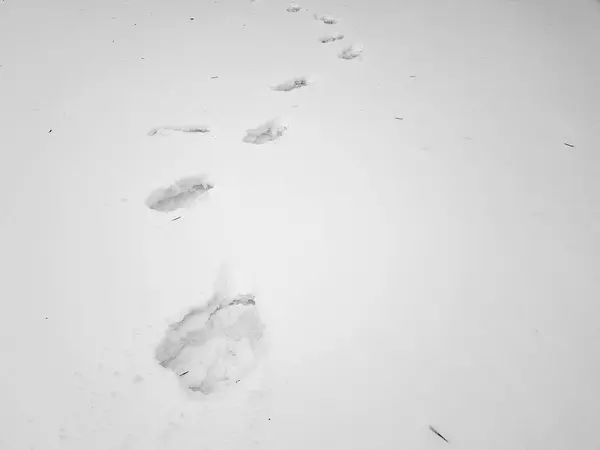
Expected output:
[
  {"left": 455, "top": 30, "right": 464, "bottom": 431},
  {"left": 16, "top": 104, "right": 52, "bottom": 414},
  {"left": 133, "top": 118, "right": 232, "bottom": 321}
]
[{"left": 0, "top": 0, "right": 599, "bottom": 449}]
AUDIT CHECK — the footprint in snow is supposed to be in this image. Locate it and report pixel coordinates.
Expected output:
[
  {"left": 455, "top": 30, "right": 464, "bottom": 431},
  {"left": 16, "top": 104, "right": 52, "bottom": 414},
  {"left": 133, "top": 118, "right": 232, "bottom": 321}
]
[
  {"left": 319, "top": 33, "right": 344, "bottom": 43},
  {"left": 242, "top": 119, "right": 287, "bottom": 145},
  {"left": 338, "top": 44, "right": 363, "bottom": 60},
  {"left": 145, "top": 175, "right": 213, "bottom": 213},
  {"left": 271, "top": 76, "right": 310, "bottom": 92},
  {"left": 148, "top": 125, "right": 210, "bottom": 136},
  {"left": 314, "top": 13, "right": 340, "bottom": 24},
  {"left": 155, "top": 293, "right": 265, "bottom": 394},
  {"left": 287, "top": 2, "right": 302, "bottom": 12}
]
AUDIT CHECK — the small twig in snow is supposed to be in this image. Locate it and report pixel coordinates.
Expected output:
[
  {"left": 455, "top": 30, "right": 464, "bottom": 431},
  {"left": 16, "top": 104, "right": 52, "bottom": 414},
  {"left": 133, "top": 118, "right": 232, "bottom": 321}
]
[{"left": 429, "top": 426, "right": 449, "bottom": 443}]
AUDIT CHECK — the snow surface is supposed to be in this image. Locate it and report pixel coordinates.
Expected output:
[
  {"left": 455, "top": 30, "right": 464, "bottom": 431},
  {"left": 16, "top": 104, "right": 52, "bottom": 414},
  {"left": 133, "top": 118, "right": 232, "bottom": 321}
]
[{"left": 1, "top": 0, "right": 599, "bottom": 449}]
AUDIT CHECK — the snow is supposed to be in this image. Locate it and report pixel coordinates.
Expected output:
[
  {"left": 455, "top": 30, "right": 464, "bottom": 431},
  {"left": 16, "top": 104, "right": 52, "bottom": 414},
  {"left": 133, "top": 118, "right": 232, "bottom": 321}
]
[{"left": 0, "top": 0, "right": 599, "bottom": 449}]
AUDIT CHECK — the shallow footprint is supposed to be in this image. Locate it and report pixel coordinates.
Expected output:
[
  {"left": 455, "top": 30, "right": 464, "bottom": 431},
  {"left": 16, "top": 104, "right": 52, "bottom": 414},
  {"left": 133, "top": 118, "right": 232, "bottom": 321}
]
[
  {"left": 286, "top": 2, "right": 302, "bottom": 12},
  {"left": 271, "top": 76, "right": 309, "bottom": 92},
  {"left": 314, "top": 13, "right": 340, "bottom": 24},
  {"left": 242, "top": 119, "right": 287, "bottom": 145},
  {"left": 148, "top": 125, "right": 210, "bottom": 136},
  {"left": 155, "top": 293, "right": 265, "bottom": 394},
  {"left": 338, "top": 44, "right": 363, "bottom": 60},
  {"left": 319, "top": 32, "right": 344, "bottom": 43},
  {"left": 145, "top": 175, "right": 213, "bottom": 213}
]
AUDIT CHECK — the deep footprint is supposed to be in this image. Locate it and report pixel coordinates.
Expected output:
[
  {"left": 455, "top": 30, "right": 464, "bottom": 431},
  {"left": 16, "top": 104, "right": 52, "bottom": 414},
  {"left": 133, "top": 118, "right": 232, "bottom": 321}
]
[
  {"left": 145, "top": 175, "right": 213, "bottom": 213},
  {"left": 155, "top": 293, "right": 265, "bottom": 394},
  {"left": 242, "top": 119, "right": 287, "bottom": 145},
  {"left": 271, "top": 76, "right": 309, "bottom": 92},
  {"left": 148, "top": 125, "right": 210, "bottom": 136}
]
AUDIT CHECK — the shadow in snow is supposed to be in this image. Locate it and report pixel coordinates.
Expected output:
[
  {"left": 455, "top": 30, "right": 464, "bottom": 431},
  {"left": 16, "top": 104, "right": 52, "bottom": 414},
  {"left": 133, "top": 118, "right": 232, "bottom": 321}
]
[
  {"left": 145, "top": 175, "right": 213, "bottom": 213},
  {"left": 155, "top": 293, "right": 265, "bottom": 394}
]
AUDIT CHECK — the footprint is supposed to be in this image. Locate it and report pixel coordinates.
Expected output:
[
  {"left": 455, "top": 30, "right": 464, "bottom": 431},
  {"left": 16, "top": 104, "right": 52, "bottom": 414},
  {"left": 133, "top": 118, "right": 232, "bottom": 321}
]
[
  {"left": 314, "top": 13, "right": 340, "bottom": 24},
  {"left": 242, "top": 119, "right": 287, "bottom": 145},
  {"left": 145, "top": 175, "right": 214, "bottom": 213},
  {"left": 286, "top": 2, "right": 302, "bottom": 12},
  {"left": 319, "top": 32, "right": 344, "bottom": 43},
  {"left": 271, "top": 76, "right": 309, "bottom": 92},
  {"left": 148, "top": 125, "right": 210, "bottom": 136},
  {"left": 338, "top": 44, "right": 363, "bottom": 60},
  {"left": 155, "top": 293, "right": 265, "bottom": 394}
]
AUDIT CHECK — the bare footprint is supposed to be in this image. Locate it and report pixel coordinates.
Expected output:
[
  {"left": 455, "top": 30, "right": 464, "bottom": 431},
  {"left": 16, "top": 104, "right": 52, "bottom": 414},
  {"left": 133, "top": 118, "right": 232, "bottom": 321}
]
[
  {"left": 338, "top": 44, "right": 363, "bottom": 60},
  {"left": 148, "top": 125, "right": 210, "bottom": 136},
  {"left": 319, "top": 32, "right": 344, "bottom": 43},
  {"left": 271, "top": 76, "right": 310, "bottom": 92},
  {"left": 242, "top": 119, "right": 287, "bottom": 145},
  {"left": 145, "top": 175, "right": 214, "bottom": 213}
]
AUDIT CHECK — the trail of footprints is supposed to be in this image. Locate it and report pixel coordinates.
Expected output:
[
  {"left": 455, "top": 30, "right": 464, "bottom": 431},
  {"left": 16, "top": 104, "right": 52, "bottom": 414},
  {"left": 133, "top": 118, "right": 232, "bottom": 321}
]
[{"left": 146, "top": 2, "right": 362, "bottom": 395}]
